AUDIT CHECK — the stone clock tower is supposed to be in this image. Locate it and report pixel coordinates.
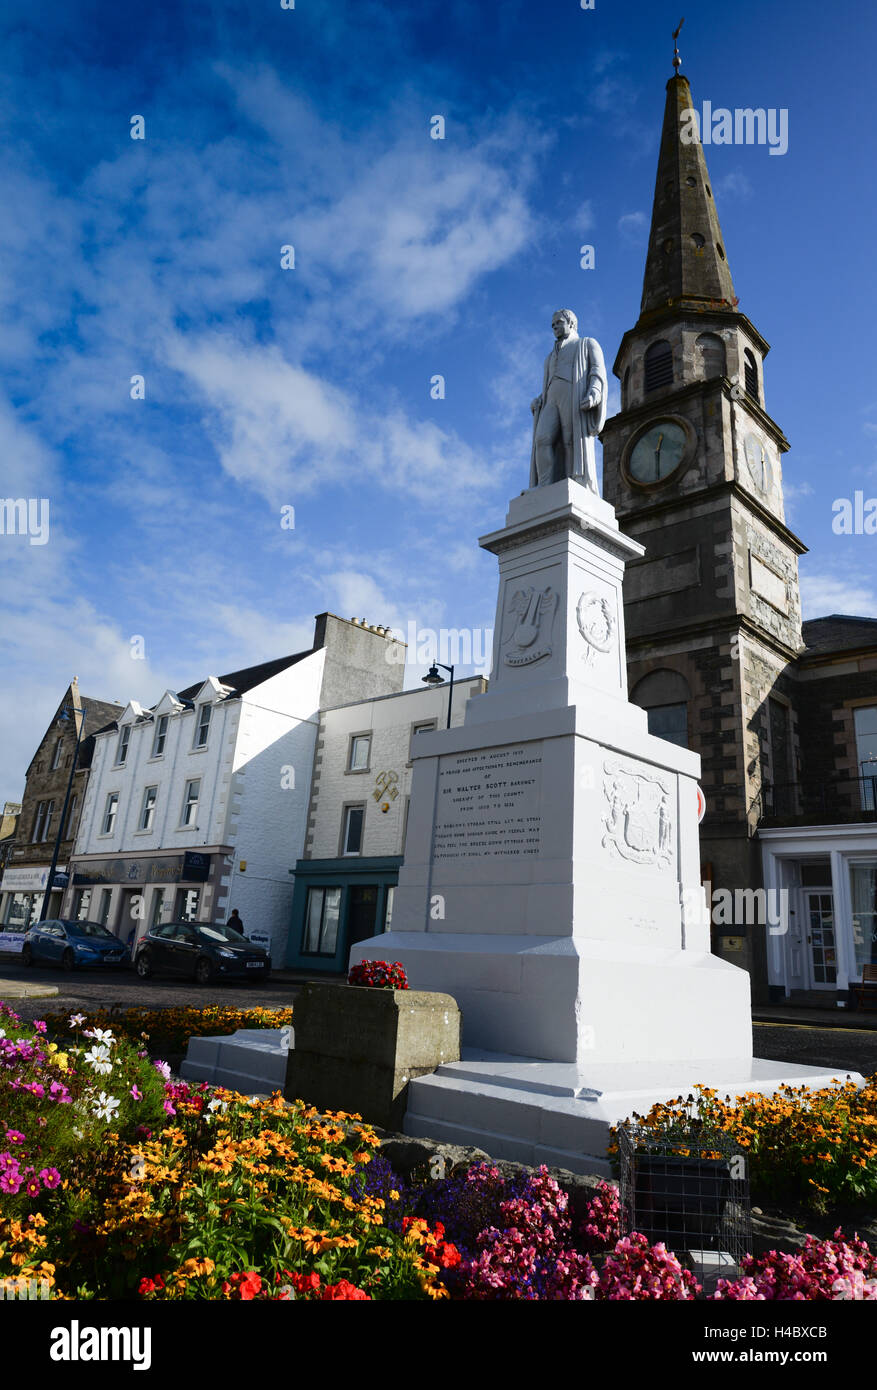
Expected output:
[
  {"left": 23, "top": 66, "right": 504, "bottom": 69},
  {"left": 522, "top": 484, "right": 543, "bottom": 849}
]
[{"left": 601, "top": 73, "right": 806, "bottom": 993}]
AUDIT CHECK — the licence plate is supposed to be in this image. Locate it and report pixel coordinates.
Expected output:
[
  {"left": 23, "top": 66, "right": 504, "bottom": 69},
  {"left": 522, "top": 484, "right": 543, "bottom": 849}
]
[
  {"left": 246, "top": 961, "right": 264, "bottom": 969},
  {"left": 105, "top": 952, "right": 122, "bottom": 961}
]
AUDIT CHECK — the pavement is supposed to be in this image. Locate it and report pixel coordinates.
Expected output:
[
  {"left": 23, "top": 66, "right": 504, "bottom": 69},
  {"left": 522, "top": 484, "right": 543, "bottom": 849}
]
[{"left": 0, "top": 978, "right": 59, "bottom": 999}]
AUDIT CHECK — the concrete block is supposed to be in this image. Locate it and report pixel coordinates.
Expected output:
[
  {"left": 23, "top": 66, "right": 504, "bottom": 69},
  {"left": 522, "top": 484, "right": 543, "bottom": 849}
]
[{"left": 284, "top": 982, "right": 461, "bottom": 1128}]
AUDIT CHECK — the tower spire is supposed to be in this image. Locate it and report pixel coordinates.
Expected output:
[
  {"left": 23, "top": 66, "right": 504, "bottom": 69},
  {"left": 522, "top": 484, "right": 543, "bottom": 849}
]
[{"left": 637, "top": 71, "right": 738, "bottom": 323}]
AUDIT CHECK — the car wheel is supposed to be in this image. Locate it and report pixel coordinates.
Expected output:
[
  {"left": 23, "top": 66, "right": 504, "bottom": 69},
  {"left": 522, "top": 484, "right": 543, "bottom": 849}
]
[
  {"left": 194, "top": 957, "right": 214, "bottom": 985},
  {"left": 135, "top": 951, "right": 153, "bottom": 979},
  {"left": 61, "top": 948, "right": 76, "bottom": 972},
  {"left": 21, "top": 944, "right": 33, "bottom": 967}
]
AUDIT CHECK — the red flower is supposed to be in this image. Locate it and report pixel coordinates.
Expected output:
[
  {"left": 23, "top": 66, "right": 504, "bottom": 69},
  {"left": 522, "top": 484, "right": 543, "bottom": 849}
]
[
  {"left": 321, "top": 1279, "right": 371, "bottom": 1300},
  {"left": 225, "top": 1270, "right": 263, "bottom": 1300}
]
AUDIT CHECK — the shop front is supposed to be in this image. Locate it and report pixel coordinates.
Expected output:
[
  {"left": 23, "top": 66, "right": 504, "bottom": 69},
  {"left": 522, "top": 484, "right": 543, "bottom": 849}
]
[
  {"left": 760, "top": 824, "right": 877, "bottom": 1002},
  {"left": 65, "top": 850, "right": 215, "bottom": 948},
  {"left": 286, "top": 856, "right": 402, "bottom": 973},
  {"left": 0, "top": 864, "right": 68, "bottom": 929}
]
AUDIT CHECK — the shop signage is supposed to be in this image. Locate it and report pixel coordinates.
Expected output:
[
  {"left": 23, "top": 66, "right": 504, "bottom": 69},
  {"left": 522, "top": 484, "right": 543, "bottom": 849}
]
[{"left": 72, "top": 854, "right": 210, "bottom": 887}]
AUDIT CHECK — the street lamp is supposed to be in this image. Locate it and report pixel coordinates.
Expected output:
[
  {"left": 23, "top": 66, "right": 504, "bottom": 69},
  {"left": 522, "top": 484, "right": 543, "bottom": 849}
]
[
  {"left": 39, "top": 700, "right": 87, "bottom": 922},
  {"left": 422, "top": 661, "right": 455, "bottom": 729}
]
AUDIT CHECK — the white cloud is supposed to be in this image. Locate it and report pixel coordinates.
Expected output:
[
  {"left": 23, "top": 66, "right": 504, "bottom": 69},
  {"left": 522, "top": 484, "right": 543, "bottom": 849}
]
[
  {"left": 800, "top": 571, "right": 877, "bottom": 620},
  {"left": 618, "top": 211, "right": 647, "bottom": 246}
]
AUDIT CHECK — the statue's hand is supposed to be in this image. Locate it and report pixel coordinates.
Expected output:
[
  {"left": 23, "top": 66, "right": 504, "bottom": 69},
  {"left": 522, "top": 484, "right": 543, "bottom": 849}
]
[
  {"left": 530, "top": 396, "right": 542, "bottom": 416},
  {"left": 581, "top": 394, "right": 595, "bottom": 412}
]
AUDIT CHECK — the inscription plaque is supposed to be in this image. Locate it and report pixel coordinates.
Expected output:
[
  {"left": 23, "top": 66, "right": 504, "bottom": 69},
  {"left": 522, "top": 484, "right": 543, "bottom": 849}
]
[{"left": 432, "top": 743, "right": 543, "bottom": 861}]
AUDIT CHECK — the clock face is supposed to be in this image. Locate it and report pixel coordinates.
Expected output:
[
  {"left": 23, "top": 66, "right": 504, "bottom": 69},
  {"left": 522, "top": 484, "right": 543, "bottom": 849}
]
[
  {"left": 744, "top": 432, "right": 772, "bottom": 492},
  {"left": 627, "top": 420, "right": 688, "bottom": 485}
]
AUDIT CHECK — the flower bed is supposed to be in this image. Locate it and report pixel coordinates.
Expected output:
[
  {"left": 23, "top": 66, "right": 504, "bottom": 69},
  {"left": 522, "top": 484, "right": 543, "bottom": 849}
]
[
  {"left": 617, "top": 1077, "right": 877, "bottom": 1211},
  {"left": 3, "top": 998, "right": 877, "bottom": 1301},
  {"left": 44, "top": 1005, "right": 294, "bottom": 1058}
]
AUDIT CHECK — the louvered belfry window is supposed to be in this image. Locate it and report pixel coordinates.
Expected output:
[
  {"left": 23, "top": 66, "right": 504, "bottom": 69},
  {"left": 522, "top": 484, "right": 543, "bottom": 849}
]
[
  {"left": 744, "top": 349, "right": 759, "bottom": 401},
  {"left": 644, "top": 340, "right": 673, "bottom": 393}
]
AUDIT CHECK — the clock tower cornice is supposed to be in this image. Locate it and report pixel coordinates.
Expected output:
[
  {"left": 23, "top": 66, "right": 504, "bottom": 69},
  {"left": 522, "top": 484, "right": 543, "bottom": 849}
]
[
  {"left": 603, "top": 377, "right": 791, "bottom": 456},
  {"left": 613, "top": 308, "right": 771, "bottom": 379},
  {"left": 612, "top": 475, "right": 808, "bottom": 559}
]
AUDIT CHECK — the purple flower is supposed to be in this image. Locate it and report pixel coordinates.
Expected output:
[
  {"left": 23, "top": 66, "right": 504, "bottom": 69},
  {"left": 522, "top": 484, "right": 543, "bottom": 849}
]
[
  {"left": 5, "top": 1130, "right": 25, "bottom": 1145},
  {"left": 33, "top": 1019, "right": 47, "bottom": 1035}
]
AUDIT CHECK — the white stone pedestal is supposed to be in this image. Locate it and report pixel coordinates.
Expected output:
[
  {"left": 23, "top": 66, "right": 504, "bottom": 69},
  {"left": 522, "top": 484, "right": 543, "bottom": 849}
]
[{"left": 349, "top": 478, "right": 863, "bottom": 1166}]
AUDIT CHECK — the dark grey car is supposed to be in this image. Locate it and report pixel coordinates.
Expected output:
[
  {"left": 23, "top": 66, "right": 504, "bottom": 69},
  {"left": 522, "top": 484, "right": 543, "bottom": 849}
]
[{"left": 134, "top": 920, "right": 271, "bottom": 985}]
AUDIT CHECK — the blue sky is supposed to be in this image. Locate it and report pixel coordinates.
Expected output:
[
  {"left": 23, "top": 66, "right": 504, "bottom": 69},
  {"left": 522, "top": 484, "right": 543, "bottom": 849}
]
[{"left": 2, "top": 0, "right": 876, "bottom": 804}]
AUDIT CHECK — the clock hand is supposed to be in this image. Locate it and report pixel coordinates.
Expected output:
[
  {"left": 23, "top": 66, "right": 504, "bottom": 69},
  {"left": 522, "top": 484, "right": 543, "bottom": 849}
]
[{"left": 654, "top": 432, "right": 664, "bottom": 480}]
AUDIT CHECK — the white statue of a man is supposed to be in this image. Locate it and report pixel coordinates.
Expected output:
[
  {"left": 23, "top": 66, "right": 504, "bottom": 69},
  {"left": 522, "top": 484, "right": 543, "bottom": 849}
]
[{"left": 529, "top": 309, "right": 608, "bottom": 492}]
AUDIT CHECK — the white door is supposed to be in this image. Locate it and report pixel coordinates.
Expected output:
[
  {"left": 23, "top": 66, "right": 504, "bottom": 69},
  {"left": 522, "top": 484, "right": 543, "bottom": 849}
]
[{"left": 805, "top": 890, "right": 837, "bottom": 989}]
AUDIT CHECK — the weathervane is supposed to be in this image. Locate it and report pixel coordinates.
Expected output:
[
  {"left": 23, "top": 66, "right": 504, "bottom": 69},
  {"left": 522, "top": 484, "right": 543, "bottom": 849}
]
[{"left": 672, "top": 17, "right": 684, "bottom": 73}]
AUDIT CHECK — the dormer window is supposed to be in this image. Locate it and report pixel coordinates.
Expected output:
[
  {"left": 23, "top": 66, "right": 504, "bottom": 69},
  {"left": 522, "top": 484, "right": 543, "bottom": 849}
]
[
  {"left": 194, "top": 704, "right": 211, "bottom": 749},
  {"left": 152, "top": 714, "right": 169, "bottom": 758},
  {"left": 116, "top": 725, "right": 131, "bottom": 766},
  {"left": 644, "top": 340, "right": 673, "bottom": 393}
]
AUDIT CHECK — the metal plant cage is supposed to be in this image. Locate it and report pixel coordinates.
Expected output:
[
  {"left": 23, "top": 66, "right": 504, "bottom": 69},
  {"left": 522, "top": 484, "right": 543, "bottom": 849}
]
[{"left": 618, "top": 1122, "right": 751, "bottom": 1272}]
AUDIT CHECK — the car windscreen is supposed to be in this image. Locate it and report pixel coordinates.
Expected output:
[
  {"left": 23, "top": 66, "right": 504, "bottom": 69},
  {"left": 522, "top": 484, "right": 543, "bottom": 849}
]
[
  {"left": 64, "top": 920, "right": 119, "bottom": 940},
  {"left": 195, "top": 923, "right": 250, "bottom": 946}
]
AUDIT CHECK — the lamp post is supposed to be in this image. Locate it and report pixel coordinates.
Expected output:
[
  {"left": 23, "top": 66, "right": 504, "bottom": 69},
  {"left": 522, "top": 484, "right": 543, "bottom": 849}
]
[
  {"left": 39, "top": 699, "right": 87, "bottom": 922},
  {"left": 422, "top": 661, "right": 455, "bottom": 729}
]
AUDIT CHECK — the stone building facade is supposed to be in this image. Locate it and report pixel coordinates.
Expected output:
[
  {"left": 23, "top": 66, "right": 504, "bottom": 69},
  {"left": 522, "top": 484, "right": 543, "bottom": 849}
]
[
  {"left": 64, "top": 615, "right": 405, "bottom": 960},
  {"left": 0, "top": 680, "right": 124, "bottom": 929}
]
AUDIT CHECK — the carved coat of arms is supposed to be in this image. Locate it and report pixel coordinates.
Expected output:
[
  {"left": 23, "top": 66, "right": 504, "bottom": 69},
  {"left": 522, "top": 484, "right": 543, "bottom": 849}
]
[
  {"left": 502, "top": 586, "right": 558, "bottom": 666},
  {"left": 602, "top": 759, "right": 673, "bottom": 868}
]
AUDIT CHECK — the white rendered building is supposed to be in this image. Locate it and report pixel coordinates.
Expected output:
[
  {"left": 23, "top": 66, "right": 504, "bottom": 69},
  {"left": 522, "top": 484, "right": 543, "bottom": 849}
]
[{"left": 64, "top": 615, "right": 404, "bottom": 959}]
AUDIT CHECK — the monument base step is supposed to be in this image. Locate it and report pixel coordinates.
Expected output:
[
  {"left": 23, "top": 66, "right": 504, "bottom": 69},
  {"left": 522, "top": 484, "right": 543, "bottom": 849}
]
[
  {"left": 403, "top": 1050, "right": 864, "bottom": 1177},
  {"left": 180, "top": 1028, "right": 288, "bottom": 1095}
]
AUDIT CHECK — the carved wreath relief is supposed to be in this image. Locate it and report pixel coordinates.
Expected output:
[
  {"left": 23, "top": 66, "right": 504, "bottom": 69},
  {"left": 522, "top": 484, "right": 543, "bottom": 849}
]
[
  {"left": 502, "top": 586, "right": 559, "bottom": 666},
  {"left": 602, "top": 759, "right": 673, "bottom": 868},
  {"left": 576, "top": 591, "right": 616, "bottom": 665}
]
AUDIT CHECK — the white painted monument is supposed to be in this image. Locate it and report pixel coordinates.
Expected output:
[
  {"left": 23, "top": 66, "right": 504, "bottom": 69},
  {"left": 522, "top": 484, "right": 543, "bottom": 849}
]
[{"left": 349, "top": 312, "right": 859, "bottom": 1174}]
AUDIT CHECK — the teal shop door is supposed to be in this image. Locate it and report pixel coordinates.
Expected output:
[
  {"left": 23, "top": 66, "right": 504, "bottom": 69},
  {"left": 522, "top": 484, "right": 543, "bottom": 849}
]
[{"left": 348, "top": 886, "right": 378, "bottom": 949}]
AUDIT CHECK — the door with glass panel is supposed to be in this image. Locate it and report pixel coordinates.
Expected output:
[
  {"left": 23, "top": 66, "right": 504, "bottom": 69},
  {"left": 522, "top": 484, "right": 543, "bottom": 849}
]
[{"left": 805, "top": 890, "right": 837, "bottom": 988}]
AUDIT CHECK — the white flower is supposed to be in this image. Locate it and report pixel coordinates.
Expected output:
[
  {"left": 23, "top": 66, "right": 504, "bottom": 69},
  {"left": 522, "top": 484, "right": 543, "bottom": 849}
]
[
  {"left": 154, "top": 1060, "right": 171, "bottom": 1080},
  {"left": 0, "top": 1029, "right": 5, "bottom": 1039},
  {"left": 83, "top": 1044, "right": 113, "bottom": 1076},
  {"left": 68, "top": 1013, "right": 86, "bottom": 1028},
  {"left": 92, "top": 1092, "right": 121, "bottom": 1123},
  {"left": 72, "top": 1127, "right": 83, "bottom": 1139},
  {"left": 207, "top": 1098, "right": 228, "bottom": 1114},
  {"left": 84, "top": 1027, "right": 115, "bottom": 1045}
]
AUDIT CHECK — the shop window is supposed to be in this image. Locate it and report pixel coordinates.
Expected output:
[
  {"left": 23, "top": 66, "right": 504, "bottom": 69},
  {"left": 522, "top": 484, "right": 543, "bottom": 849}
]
[
  {"left": 850, "top": 862, "right": 877, "bottom": 973},
  {"left": 302, "top": 886, "right": 342, "bottom": 956}
]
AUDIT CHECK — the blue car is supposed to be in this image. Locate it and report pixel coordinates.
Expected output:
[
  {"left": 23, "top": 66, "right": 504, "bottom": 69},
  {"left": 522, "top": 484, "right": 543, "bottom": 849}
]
[{"left": 22, "top": 918, "right": 131, "bottom": 971}]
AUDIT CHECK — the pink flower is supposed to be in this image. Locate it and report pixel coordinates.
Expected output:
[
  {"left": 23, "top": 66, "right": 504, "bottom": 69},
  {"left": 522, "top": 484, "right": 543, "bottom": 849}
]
[
  {"left": 130, "top": 1085, "right": 142, "bottom": 1101},
  {"left": 5, "top": 1130, "right": 25, "bottom": 1145},
  {"left": 39, "top": 1167, "right": 61, "bottom": 1189}
]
